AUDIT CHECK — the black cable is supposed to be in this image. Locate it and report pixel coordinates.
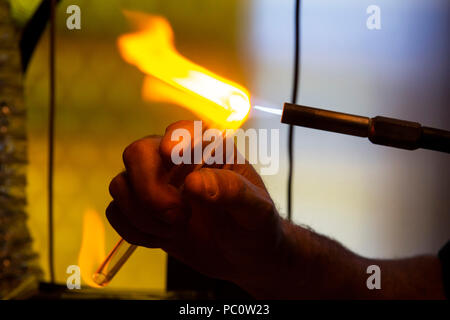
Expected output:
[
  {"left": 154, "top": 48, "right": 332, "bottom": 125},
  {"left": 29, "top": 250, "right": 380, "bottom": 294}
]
[
  {"left": 19, "top": 0, "right": 61, "bottom": 73},
  {"left": 48, "top": 0, "right": 56, "bottom": 284},
  {"left": 287, "top": 0, "right": 301, "bottom": 221}
]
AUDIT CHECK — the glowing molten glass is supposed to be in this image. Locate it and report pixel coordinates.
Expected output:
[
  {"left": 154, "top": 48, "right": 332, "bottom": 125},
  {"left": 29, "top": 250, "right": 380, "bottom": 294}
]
[
  {"left": 118, "top": 11, "right": 251, "bottom": 129},
  {"left": 78, "top": 209, "right": 106, "bottom": 288}
]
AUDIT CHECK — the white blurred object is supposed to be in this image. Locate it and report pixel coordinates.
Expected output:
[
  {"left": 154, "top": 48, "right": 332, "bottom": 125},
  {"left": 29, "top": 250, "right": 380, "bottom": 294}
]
[{"left": 254, "top": 105, "right": 282, "bottom": 116}]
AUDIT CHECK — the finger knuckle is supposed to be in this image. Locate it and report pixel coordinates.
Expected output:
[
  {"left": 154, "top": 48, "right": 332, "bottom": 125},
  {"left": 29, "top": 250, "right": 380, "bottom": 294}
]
[
  {"left": 108, "top": 177, "right": 120, "bottom": 198},
  {"left": 159, "top": 135, "right": 174, "bottom": 160},
  {"left": 227, "top": 172, "right": 245, "bottom": 200},
  {"left": 123, "top": 140, "right": 146, "bottom": 165},
  {"left": 165, "top": 120, "right": 193, "bottom": 133},
  {"left": 260, "top": 198, "right": 275, "bottom": 216}
]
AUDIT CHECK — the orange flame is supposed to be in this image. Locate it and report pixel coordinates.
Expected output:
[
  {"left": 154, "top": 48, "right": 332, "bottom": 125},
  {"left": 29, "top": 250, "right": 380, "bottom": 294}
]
[
  {"left": 118, "top": 11, "right": 251, "bottom": 129},
  {"left": 78, "top": 209, "right": 106, "bottom": 288}
]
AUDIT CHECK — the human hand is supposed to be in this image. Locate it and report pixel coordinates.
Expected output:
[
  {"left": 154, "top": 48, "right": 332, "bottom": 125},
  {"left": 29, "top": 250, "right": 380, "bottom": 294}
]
[{"left": 106, "top": 120, "right": 292, "bottom": 291}]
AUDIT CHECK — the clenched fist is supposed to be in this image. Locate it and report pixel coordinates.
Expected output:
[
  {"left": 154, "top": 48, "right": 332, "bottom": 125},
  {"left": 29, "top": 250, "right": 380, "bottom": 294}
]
[{"left": 106, "top": 120, "right": 292, "bottom": 295}]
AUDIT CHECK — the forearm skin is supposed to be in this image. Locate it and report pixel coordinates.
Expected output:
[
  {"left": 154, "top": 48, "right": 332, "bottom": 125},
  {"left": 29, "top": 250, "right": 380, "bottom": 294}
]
[{"left": 238, "top": 220, "right": 446, "bottom": 300}]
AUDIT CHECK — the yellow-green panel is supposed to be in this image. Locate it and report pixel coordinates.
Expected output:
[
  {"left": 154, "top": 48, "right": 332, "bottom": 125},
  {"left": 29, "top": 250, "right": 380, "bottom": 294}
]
[{"left": 25, "top": 0, "right": 244, "bottom": 292}]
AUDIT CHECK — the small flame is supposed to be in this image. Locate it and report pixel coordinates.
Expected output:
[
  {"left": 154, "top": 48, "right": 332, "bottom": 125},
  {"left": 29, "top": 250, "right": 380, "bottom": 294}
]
[
  {"left": 78, "top": 209, "right": 106, "bottom": 288},
  {"left": 118, "top": 11, "right": 251, "bottom": 129}
]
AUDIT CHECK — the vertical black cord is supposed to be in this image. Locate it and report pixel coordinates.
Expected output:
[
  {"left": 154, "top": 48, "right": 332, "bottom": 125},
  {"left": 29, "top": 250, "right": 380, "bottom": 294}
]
[
  {"left": 287, "top": 0, "right": 300, "bottom": 221},
  {"left": 48, "top": 0, "right": 56, "bottom": 283}
]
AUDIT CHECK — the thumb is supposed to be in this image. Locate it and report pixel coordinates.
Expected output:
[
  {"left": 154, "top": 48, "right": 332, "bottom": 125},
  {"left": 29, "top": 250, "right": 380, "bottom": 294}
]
[{"left": 184, "top": 168, "right": 275, "bottom": 229}]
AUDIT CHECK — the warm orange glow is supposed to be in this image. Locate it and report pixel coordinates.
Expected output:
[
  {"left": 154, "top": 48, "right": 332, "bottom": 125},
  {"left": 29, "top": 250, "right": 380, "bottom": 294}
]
[
  {"left": 78, "top": 209, "right": 106, "bottom": 288},
  {"left": 118, "top": 11, "right": 251, "bottom": 129}
]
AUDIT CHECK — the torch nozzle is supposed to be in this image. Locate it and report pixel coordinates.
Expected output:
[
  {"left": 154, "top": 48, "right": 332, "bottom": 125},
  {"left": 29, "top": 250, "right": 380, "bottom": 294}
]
[{"left": 281, "top": 103, "right": 450, "bottom": 153}]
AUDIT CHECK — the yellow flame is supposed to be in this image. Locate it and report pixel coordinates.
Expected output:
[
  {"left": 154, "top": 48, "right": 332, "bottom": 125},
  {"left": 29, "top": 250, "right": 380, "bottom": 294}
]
[
  {"left": 118, "top": 11, "right": 251, "bottom": 129},
  {"left": 78, "top": 209, "right": 106, "bottom": 288}
]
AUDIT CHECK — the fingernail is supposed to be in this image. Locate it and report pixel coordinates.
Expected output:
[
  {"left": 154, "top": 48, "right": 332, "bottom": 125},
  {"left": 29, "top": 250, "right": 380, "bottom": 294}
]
[{"left": 203, "top": 170, "right": 218, "bottom": 198}]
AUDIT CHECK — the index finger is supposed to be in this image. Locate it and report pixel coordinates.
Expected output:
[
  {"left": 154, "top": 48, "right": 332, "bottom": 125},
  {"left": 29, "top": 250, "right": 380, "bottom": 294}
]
[{"left": 122, "top": 136, "right": 181, "bottom": 213}]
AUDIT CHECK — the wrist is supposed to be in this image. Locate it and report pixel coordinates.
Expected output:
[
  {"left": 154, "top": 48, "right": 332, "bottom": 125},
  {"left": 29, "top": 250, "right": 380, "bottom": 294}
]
[{"left": 235, "top": 218, "right": 305, "bottom": 299}]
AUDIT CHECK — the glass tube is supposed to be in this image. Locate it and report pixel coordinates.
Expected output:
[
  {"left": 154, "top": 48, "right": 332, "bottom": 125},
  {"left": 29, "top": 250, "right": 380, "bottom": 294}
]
[{"left": 92, "top": 238, "right": 137, "bottom": 287}]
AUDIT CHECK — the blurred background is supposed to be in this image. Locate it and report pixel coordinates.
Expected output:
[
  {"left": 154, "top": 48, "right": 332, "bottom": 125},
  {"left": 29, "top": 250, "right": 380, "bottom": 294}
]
[{"left": 11, "top": 0, "right": 450, "bottom": 292}]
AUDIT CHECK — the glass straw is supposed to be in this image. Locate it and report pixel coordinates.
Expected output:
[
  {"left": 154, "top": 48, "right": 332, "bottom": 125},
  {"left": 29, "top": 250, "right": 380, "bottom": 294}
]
[{"left": 93, "top": 238, "right": 137, "bottom": 287}]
